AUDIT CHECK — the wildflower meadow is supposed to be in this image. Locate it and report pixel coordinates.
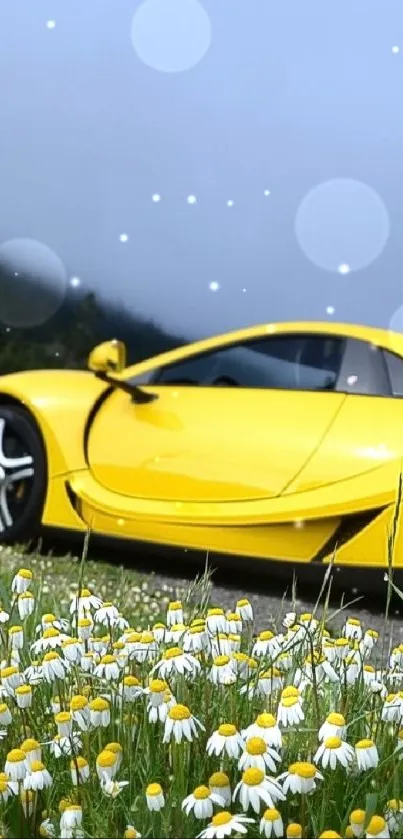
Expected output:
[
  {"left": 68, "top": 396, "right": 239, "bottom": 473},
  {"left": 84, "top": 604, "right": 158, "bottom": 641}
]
[{"left": 0, "top": 547, "right": 403, "bottom": 838}]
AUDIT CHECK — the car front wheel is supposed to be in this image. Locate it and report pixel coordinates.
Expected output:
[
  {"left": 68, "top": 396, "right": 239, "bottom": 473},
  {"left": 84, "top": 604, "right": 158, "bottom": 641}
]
[{"left": 0, "top": 405, "right": 47, "bottom": 544}]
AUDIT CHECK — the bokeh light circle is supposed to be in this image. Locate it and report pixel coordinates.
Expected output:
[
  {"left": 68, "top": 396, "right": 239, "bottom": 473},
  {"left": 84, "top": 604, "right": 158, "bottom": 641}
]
[
  {"left": 295, "top": 178, "right": 390, "bottom": 272},
  {"left": 130, "top": 0, "right": 212, "bottom": 73},
  {"left": 0, "top": 238, "right": 67, "bottom": 328}
]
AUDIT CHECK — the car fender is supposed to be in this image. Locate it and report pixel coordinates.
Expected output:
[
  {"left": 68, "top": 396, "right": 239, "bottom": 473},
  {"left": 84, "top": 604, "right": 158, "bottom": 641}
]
[{"left": 0, "top": 370, "right": 108, "bottom": 477}]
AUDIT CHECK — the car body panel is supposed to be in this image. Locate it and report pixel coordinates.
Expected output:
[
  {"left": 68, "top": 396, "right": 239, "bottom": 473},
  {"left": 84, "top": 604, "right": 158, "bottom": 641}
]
[
  {"left": 86, "top": 387, "right": 346, "bottom": 502},
  {"left": 1, "top": 320, "right": 403, "bottom": 570}
]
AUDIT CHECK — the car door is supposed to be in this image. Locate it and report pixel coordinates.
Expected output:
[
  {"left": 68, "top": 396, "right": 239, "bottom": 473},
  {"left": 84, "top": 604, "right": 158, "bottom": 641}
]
[
  {"left": 285, "top": 337, "right": 403, "bottom": 494},
  {"left": 85, "top": 331, "right": 348, "bottom": 505}
]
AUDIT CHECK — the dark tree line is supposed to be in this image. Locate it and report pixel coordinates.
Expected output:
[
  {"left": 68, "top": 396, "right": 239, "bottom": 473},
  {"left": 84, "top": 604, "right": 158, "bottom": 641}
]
[{"left": 0, "top": 290, "right": 185, "bottom": 375}]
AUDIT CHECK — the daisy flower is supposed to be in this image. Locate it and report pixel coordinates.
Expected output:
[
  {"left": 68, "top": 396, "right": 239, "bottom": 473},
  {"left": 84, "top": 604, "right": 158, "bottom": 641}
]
[
  {"left": 166, "top": 600, "right": 184, "bottom": 627},
  {"left": 365, "top": 816, "right": 390, "bottom": 838},
  {"left": 41, "top": 652, "right": 69, "bottom": 683},
  {"left": 0, "top": 603, "right": 10, "bottom": 623},
  {"left": 0, "top": 703, "right": 12, "bottom": 726},
  {"left": 145, "top": 678, "right": 168, "bottom": 707},
  {"left": 70, "top": 756, "right": 90, "bottom": 784},
  {"left": 349, "top": 810, "right": 366, "bottom": 837},
  {"left": 21, "top": 738, "right": 41, "bottom": 766},
  {"left": 70, "top": 588, "right": 102, "bottom": 615},
  {"left": 182, "top": 785, "right": 225, "bottom": 819},
  {"left": 238, "top": 737, "right": 281, "bottom": 773},
  {"left": 278, "top": 762, "right": 323, "bottom": 795},
  {"left": 184, "top": 624, "right": 208, "bottom": 654},
  {"left": 124, "top": 828, "right": 141, "bottom": 839},
  {"left": 121, "top": 675, "right": 144, "bottom": 702},
  {"left": 151, "top": 647, "right": 200, "bottom": 679},
  {"left": 93, "top": 654, "right": 120, "bottom": 681},
  {"left": 207, "top": 723, "right": 245, "bottom": 759},
  {"left": 233, "top": 768, "right": 285, "bottom": 813},
  {"left": 209, "top": 771, "right": 231, "bottom": 807},
  {"left": 226, "top": 612, "right": 242, "bottom": 634},
  {"left": 5, "top": 748, "right": 27, "bottom": 781},
  {"left": 385, "top": 799, "right": 403, "bottom": 833},
  {"left": 50, "top": 733, "right": 82, "bottom": 758},
  {"left": 59, "top": 804, "right": 83, "bottom": 839},
  {"left": 207, "top": 608, "right": 228, "bottom": 635},
  {"left": 166, "top": 623, "right": 188, "bottom": 645},
  {"left": 70, "top": 694, "right": 90, "bottom": 730},
  {"left": 235, "top": 598, "right": 253, "bottom": 621},
  {"left": 242, "top": 714, "right": 282, "bottom": 750},
  {"left": 11, "top": 568, "right": 33, "bottom": 594},
  {"left": 318, "top": 713, "right": 347, "bottom": 742},
  {"left": 343, "top": 618, "right": 363, "bottom": 641},
  {"left": 94, "top": 601, "right": 119, "bottom": 625},
  {"left": 355, "top": 739, "right": 379, "bottom": 771},
  {"left": 55, "top": 711, "right": 72, "bottom": 738},
  {"left": 17, "top": 591, "right": 35, "bottom": 619},
  {"left": 100, "top": 776, "right": 129, "bottom": 798},
  {"left": 314, "top": 736, "right": 355, "bottom": 770},
  {"left": 260, "top": 808, "right": 284, "bottom": 838},
  {"left": 277, "top": 688, "right": 304, "bottom": 727},
  {"left": 15, "top": 684, "right": 32, "bottom": 709},
  {"left": 197, "top": 811, "right": 255, "bottom": 838},
  {"left": 252, "top": 630, "right": 282, "bottom": 659},
  {"left": 96, "top": 749, "right": 118, "bottom": 780},
  {"left": 286, "top": 824, "right": 302, "bottom": 839},
  {"left": 209, "top": 655, "right": 236, "bottom": 686},
  {"left": 163, "top": 703, "right": 205, "bottom": 744},
  {"left": 23, "top": 760, "right": 52, "bottom": 790},
  {"left": 89, "top": 697, "right": 110, "bottom": 727},
  {"left": 146, "top": 782, "right": 165, "bottom": 811}
]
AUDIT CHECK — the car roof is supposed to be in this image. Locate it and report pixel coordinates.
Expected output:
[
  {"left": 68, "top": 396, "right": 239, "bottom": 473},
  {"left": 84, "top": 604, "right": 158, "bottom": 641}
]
[{"left": 121, "top": 320, "right": 403, "bottom": 379}]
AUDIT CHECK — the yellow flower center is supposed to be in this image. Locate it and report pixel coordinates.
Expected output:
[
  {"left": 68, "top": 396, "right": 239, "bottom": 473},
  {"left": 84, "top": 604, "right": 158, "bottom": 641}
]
[
  {"left": 0, "top": 780, "right": 7, "bottom": 793},
  {"left": 355, "top": 738, "right": 374, "bottom": 750},
  {"left": 246, "top": 737, "right": 267, "bottom": 755},
  {"left": 256, "top": 713, "right": 276, "bottom": 729},
  {"left": 18, "top": 569, "right": 32, "bottom": 580},
  {"left": 327, "top": 713, "right": 345, "bottom": 726},
  {"left": 218, "top": 724, "right": 236, "bottom": 737},
  {"left": 55, "top": 712, "right": 71, "bottom": 724},
  {"left": 97, "top": 750, "right": 116, "bottom": 768},
  {"left": 212, "top": 812, "right": 232, "bottom": 827},
  {"left": 193, "top": 785, "right": 210, "bottom": 800},
  {"left": 78, "top": 618, "right": 92, "bottom": 628},
  {"left": 324, "top": 736, "right": 342, "bottom": 750},
  {"left": 350, "top": 810, "right": 366, "bottom": 826},
  {"left": 214, "top": 655, "right": 230, "bottom": 667},
  {"left": 263, "top": 809, "right": 280, "bottom": 822},
  {"left": 141, "top": 631, "right": 155, "bottom": 644},
  {"left": 168, "top": 704, "right": 191, "bottom": 721},
  {"left": 71, "top": 757, "right": 88, "bottom": 769},
  {"left": 146, "top": 783, "right": 162, "bottom": 797},
  {"left": 0, "top": 704, "right": 8, "bottom": 714},
  {"left": 1, "top": 666, "right": 18, "bottom": 679},
  {"left": 289, "top": 762, "right": 316, "bottom": 779},
  {"left": 9, "top": 625, "right": 23, "bottom": 634},
  {"left": 31, "top": 761, "right": 45, "bottom": 773},
  {"left": 237, "top": 599, "right": 250, "bottom": 607},
  {"left": 21, "top": 739, "right": 39, "bottom": 753},
  {"left": 387, "top": 799, "right": 403, "bottom": 811},
  {"left": 242, "top": 768, "right": 265, "bottom": 786},
  {"left": 100, "top": 655, "right": 117, "bottom": 665},
  {"left": 300, "top": 612, "right": 313, "bottom": 620},
  {"left": 70, "top": 695, "right": 88, "bottom": 711},
  {"left": 366, "top": 816, "right": 386, "bottom": 836},
  {"left": 259, "top": 630, "right": 274, "bottom": 641},
  {"left": 319, "top": 832, "right": 341, "bottom": 838},
  {"left": 164, "top": 647, "right": 183, "bottom": 659},
  {"left": 335, "top": 638, "right": 348, "bottom": 647},
  {"left": 168, "top": 601, "right": 182, "bottom": 610},
  {"left": 347, "top": 618, "right": 360, "bottom": 626},
  {"left": 209, "top": 771, "right": 229, "bottom": 788},
  {"left": 286, "top": 825, "right": 302, "bottom": 839},
  {"left": 16, "top": 685, "right": 31, "bottom": 695},
  {"left": 127, "top": 633, "right": 141, "bottom": 643},
  {"left": 43, "top": 628, "right": 60, "bottom": 639},
  {"left": 43, "top": 614, "right": 56, "bottom": 623},
  {"left": 6, "top": 749, "right": 25, "bottom": 763},
  {"left": 208, "top": 608, "right": 225, "bottom": 616},
  {"left": 124, "top": 676, "right": 141, "bottom": 687},
  {"left": 364, "top": 665, "right": 375, "bottom": 673},
  {"left": 281, "top": 686, "right": 299, "bottom": 698},
  {"left": 43, "top": 652, "right": 59, "bottom": 661},
  {"left": 149, "top": 679, "right": 167, "bottom": 693},
  {"left": 282, "top": 696, "right": 299, "bottom": 708},
  {"left": 79, "top": 589, "right": 91, "bottom": 598},
  {"left": 89, "top": 698, "right": 109, "bottom": 711},
  {"left": 226, "top": 613, "right": 239, "bottom": 621}
]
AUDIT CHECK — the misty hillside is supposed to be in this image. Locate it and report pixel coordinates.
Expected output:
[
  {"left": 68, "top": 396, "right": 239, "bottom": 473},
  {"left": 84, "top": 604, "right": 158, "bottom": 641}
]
[{"left": 0, "top": 285, "right": 186, "bottom": 375}]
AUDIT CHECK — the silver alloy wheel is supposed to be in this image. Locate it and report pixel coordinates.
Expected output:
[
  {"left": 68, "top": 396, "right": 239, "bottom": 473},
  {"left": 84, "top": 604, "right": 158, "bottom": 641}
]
[{"left": 0, "top": 417, "right": 34, "bottom": 531}]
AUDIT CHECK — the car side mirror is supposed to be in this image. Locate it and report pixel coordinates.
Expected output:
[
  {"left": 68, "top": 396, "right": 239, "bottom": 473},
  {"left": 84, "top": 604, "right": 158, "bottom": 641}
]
[{"left": 88, "top": 340, "right": 127, "bottom": 374}]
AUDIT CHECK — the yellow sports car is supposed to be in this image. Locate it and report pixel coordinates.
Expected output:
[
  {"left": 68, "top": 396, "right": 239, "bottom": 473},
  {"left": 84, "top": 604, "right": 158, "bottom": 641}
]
[{"left": 1, "top": 320, "right": 403, "bottom": 576}]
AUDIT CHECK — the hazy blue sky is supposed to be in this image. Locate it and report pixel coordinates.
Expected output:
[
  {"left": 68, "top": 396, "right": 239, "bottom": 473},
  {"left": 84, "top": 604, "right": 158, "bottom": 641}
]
[{"left": 0, "top": 0, "right": 402, "bottom": 339}]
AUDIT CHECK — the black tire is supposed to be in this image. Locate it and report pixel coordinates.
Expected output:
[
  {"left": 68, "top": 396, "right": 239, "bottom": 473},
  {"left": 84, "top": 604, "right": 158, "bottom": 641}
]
[{"left": 0, "top": 405, "right": 47, "bottom": 544}]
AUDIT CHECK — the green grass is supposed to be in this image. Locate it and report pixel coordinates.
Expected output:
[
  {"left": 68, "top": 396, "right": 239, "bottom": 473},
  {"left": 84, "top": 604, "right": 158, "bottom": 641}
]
[{"left": 0, "top": 541, "right": 403, "bottom": 838}]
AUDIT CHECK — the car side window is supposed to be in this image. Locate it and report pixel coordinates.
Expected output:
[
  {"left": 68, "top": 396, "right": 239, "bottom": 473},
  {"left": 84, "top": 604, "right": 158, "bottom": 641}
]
[
  {"left": 151, "top": 334, "right": 346, "bottom": 391},
  {"left": 335, "top": 339, "right": 391, "bottom": 396},
  {"left": 383, "top": 349, "right": 403, "bottom": 396}
]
